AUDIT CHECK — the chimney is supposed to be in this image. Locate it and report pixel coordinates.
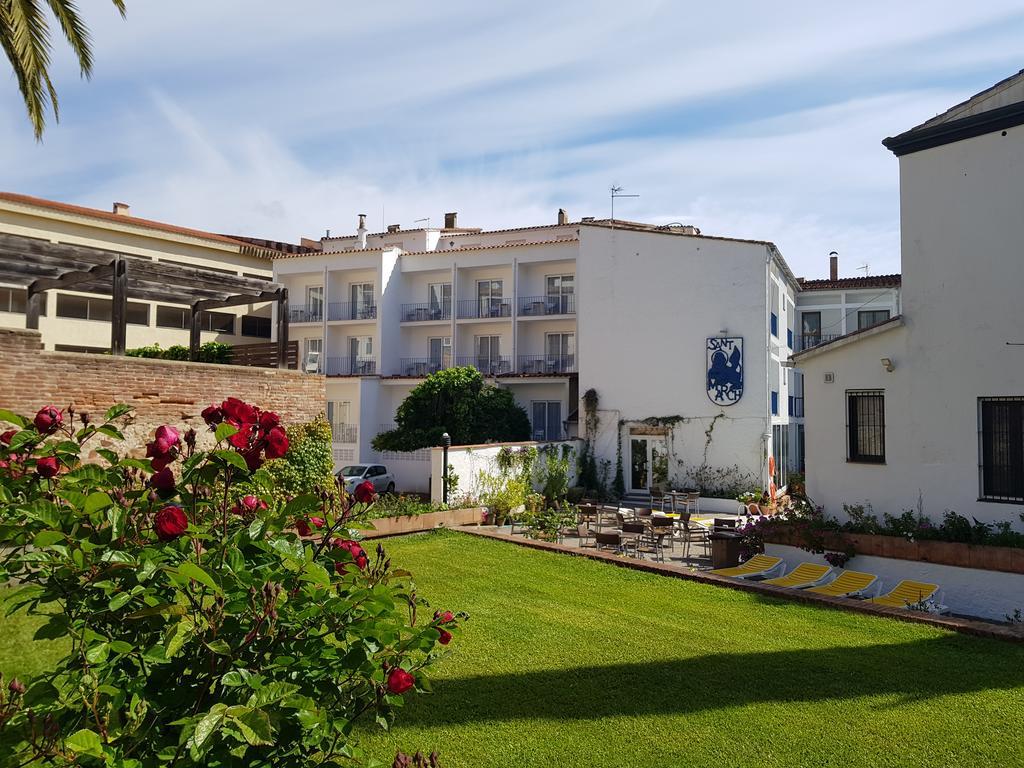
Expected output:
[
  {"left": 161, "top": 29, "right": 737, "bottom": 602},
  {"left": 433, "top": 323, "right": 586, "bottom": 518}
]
[
  {"left": 387, "top": 224, "right": 400, "bottom": 234},
  {"left": 444, "top": 212, "right": 457, "bottom": 229},
  {"left": 356, "top": 213, "right": 367, "bottom": 248},
  {"left": 829, "top": 251, "right": 839, "bottom": 281},
  {"left": 112, "top": 202, "right": 130, "bottom": 216},
  {"left": 557, "top": 208, "right": 568, "bottom": 225}
]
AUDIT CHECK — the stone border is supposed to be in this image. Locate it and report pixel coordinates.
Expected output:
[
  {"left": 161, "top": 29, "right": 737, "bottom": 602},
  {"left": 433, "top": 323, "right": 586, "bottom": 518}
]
[
  {"left": 360, "top": 508, "right": 484, "bottom": 539},
  {"left": 456, "top": 527, "right": 1024, "bottom": 644}
]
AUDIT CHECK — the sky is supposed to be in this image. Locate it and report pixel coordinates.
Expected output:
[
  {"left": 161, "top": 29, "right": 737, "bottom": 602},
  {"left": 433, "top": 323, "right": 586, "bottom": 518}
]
[{"left": 1, "top": 1, "right": 1022, "bottom": 278}]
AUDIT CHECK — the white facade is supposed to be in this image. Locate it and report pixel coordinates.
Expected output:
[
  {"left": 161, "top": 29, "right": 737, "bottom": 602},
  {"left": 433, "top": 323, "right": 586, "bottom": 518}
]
[
  {"left": 796, "top": 72, "right": 1024, "bottom": 529},
  {"left": 275, "top": 216, "right": 799, "bottom": 497}
]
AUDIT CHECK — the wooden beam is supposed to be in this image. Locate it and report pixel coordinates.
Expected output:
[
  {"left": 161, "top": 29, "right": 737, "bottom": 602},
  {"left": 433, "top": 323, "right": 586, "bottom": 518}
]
[
  {"left": 189, "top": 303, "right": 203, "bottom": 362},
  {"left": 28, "top": 262, "right": 115, "bottom": 294},
  {"left": 276, "top": 288, "right": 289, "bottom": 369},
  {"left": 110, "top": 256, "right": 127, "bottom": 356},
  {"left": 192, "top": 289, "right": 282, "bottom": 313},
  {"left": 25, "top": 287, "right": 42, "bottom": 330}
]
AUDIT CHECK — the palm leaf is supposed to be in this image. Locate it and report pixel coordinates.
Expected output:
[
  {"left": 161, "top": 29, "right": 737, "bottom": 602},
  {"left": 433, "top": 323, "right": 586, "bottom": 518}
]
[{"left": 44, "top": 0, "right": 91, "bottom": 75}]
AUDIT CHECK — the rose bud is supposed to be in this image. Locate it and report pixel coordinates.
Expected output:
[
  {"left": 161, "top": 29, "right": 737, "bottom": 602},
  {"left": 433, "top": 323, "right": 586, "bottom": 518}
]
[
  {"left": 155, "top": 425, "right": 180, "bottom": 447},
  {"left": 354, "top": 480, "right": 377, "bottom": 505},
  {"left": 183, "top": 428, "right": 197, "bottom": 450},
  {"left": 232, "top": 495, "right": 267, "bottom": 518},
  {"left": 150, "top": 466, "right": 176, "bottom": 491},
  {"left": 386, "top": 668, "right": 415, "bottom": 695},
  {"left": 36, "top": 456, "right": 59, "bottom": 478},
  {"left": 438, "top": 629, "right": 452, "bottom": 645},
  {"left": 0, "top": 429, "right": 16, "bottom": 445},
  {"left": 264, "top": 426, "right": 289, "bottom": 459},
  {"left": 79, "top": 412, "right": 90, "bottom": 426},
  {"left": 434, "top": 610, "right": 455, "bottom": 625},
  {"left": 8, "top": 677, "right": 26, "bottom": 695},
  {"left": 33, "top": 405, "right": 62, "bottom": 434},
  {"left": 332, "top": 538, "right": 369, "bottom": 574},
  {"left": 154, "top": 505, "right": 188, "bottom": 541}
]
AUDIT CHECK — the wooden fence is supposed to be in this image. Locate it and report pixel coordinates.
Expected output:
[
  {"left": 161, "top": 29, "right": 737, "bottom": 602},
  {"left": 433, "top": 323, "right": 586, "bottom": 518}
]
[{"left": 228, "top": 340, "right": 299, "bottom": 369}]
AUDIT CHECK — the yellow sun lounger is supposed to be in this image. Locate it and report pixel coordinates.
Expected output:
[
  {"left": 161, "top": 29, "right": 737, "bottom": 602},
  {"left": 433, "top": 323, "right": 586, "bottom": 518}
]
[
  {"left": 803, "top": 570, "right": 877, "bottom": 597},
  {"left": 760, "top": 563, "right": 833, "bottom": 589},
  {"left": 708, "top": 554, "right": 783, "bottom": 579},
  {"left": 865, "top": 580, "right": 939, "bottom": 608}
]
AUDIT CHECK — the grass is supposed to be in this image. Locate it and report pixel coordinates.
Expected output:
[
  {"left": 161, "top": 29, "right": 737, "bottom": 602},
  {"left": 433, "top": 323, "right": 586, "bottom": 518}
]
[
  {"left": 4, "top": 532, "right": 1024, "bottom": 767},
  {"left": 360, "top": 531, "right": 1024, "bottom": 767}
]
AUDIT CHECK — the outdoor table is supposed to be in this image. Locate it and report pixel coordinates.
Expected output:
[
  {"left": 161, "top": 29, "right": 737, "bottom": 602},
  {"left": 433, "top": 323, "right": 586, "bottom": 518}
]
[{"left": 708, "top": 531, "right": 744, "bottom": 569}]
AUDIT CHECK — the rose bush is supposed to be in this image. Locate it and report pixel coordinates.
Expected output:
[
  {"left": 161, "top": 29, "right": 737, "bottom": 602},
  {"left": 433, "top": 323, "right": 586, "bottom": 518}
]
[{"left": 0, "top": 400, "right": 463, "bottom": 767}]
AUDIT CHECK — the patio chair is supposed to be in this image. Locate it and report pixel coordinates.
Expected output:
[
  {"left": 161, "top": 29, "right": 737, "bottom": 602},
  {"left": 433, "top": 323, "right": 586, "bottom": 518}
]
[
  {"left": 865, "top": 580, "right": 939, "bottom": 609},
  {"left": 594, "top": 530, "right": 623, "bottom": 554},
  {"left": 649, "top": 516, "right": 675, "bottom": 551},
  {"left": 760, "top": 563, "right": 833, "bottom": 589},
  {"left": 680, "top": 515, "right": 710, "bottom": 559},
  {"left": 650, "top": 488, "right": 669, "bottom": 511},
  {"left": 633, "top": 522, "right": 667, "bottom": 562},
  {"left": 708, "top": 554, "right": 784, "bottom": 579},
  {"left": 620, "top": 522, "right": 646, "bottom": 557},
  {"left": 804, "top": 570, "right": 878, "bottom": 598}
]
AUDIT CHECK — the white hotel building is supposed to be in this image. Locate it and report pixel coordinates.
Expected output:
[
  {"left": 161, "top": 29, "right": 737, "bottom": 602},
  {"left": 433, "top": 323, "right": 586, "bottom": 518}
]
[{"left": 273, "top": 212, "right": 801, "bottom": 497}]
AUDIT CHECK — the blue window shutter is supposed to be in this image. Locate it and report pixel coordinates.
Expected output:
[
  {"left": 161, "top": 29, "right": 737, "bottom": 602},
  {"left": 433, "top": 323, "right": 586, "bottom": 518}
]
[
  {"left": 770, "top": 313, "right": 778, "bottom": 337},
  {"left": 771, "top": 391, "right": 779, "bottom": 415}
]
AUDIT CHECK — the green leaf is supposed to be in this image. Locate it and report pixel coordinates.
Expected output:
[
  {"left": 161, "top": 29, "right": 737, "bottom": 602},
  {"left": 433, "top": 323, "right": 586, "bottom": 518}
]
[
  {"left": 33, "top": 530, "right": 65, "bottom": 547},
  {"left": 84, "top": 491, "right": 114, "bottom": 515},
  {"left": 214, "top": 448, "right": 250, "bottom": 473},
  {"left": 96, "top": 448, "right": 119, "bottom": 465},
  {"left": 96, "top": 424, "right": 125, "bottom": 440},
  {"left": 34, "top": 614, "right": 68, "bottom": 640},
  {"left": 178, "top": 562, "right": 223, "bottom": 594},
  {"left": 66, "top": 728, "right": 104, "bottom": 757},
  {"left": 284, "top": 494, "right": 321, "bottom": 517},
  {"left": 164, "top": 619, "right": 194, "bottom": 659},
  {"left": 104, "top": 403, "right": 133, "bottom": 422},
  {"left": 24, "top": 498, "right": 60, "bottom": 527},
  {"left": 126, "top": 602, "right": 187, "bottom": 620},
  {"left": 0, "top": 408, "right": 27, "bottom": 428},
  {"left": 190, "top": 704, "right": 227, "bottom": 753},
  {"left": 109, "top": 640, "right": 134, "bottom": 654},
  {"left": 107, "top": 506, "right": 127, "bottom": 540},
  {"left": 8, "top": 430, "right": 36, "bottom": 452},
  {"left": 85, "top": 642, "right": 109, "bottom": 664},
  {"left": 108, "top": 592, "right": 132, "bottom": 611},
  {"left": 230, "top": 708, "right": 273, "bottom": 746},
  {"left": 207, "top": 639, "right": 232, "bottom": 655},
  {"left": 215, "top": 422, "right": 239, "bottom": 442}
]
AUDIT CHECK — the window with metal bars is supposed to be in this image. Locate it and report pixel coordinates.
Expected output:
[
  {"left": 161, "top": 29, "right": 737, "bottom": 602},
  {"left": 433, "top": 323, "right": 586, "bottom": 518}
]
[
  {"left": 847, "top": 390, "right": 885, "bottom": 463},
  {"left": 979, "top": 397, "right": 1024, "bottom": 502}
]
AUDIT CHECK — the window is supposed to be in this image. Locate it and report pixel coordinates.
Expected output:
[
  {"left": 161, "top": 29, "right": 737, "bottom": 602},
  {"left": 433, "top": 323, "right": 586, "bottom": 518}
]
[
  {"left": 531, "top": 401, "right": 562, "bottom": 441},
  {"left": 858, "top": 310, "right": 891, "bottom": 330},
  {"left": 797, "top": 424, "right": 806, "bottom": 472},
  {"left": 350, "top": 283, "right": 375, "bottom": 319},
  {"left": 787, "top": 328, "right": 793, "bottom": 348},
  {"left": 156, "top": 305, "right": 233, "bottom": 332},
  {"left": 545, "top": 332, "right": 576, "bottom": 372},
  {"left": 428, "top": 282, "right": 452, "bottom": 319},
  {"left": 979, "top": 398, "right": 1024, "bottom": 502},
  {"left": 545, "top": 274, "right": 575, "bottom": 313},
  {"left": 0, "top": 288, "right": 48, "bottom": 316},
  {"left": 801, "top": 312, "right": 821, "bottom": 338},
  {"left": 327, "top": 401, "right": 356, "bottom": 442},
  {"left": 771, "top": 391, "right": 779, "bottom": 416},
  {"left": 303, "top": 338, "right": 323, "bottom": 373},
  {"left": 57, "top": 294, "right": 146, "bottom": 323},
  {"left": 475, "top": 335, "right": 501, "bottom": 372},
  {"left": 349, "top": 336, "right": 373, "bottom": 373},
  {"left": 788, "top": 395, "right": 794, "bottom": 416},
  {"left": 847, "top": 390, "right": 885, "bottom": 463},
  {"left": 771, "top": 424, "right": 789, "bottom": 486},
  {"left": 201, "top": 311, "right": 234, "bottom": 334},
  {"left": 428, "top": 336, "right": 452, "bottom": 368},
  {"left": 476, "top": 280, "right": 505, "bottom": 317},
  {"left": 127, "top": 303, "right": 149, "bottom": 326},
  {"left": 241, "top": 315, "right": 272, "bottom": 338},
  {"left": 306, "top": 286, "right": 324, "bottom": 320},
  {"left": 770, "top": 312, "right": 778, "bottom": 337},
  {"left": 157, "top": 305, "right": 188, "bottom": 329}
]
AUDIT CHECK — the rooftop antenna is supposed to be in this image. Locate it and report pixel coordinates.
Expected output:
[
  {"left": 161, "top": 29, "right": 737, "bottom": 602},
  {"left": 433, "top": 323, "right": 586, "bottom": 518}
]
[
  {"left": 414, "top": 217, "right": 430, "bottom": 230},
  {"left": 610, "top": 185, "right": 639, "bottom": 222},
  {"left": 857, "top": 262, "right": 870, "bottom": 276}
]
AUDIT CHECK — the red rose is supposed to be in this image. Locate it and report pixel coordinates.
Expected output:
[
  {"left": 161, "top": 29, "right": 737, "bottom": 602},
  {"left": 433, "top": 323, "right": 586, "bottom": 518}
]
[
  {"left": 332, "top": 538, "right": 368, "bottom": 573},
  {"left": 36, "top": 456, "right": 59, "bottom": 478},
  {"left": 33, "top": 405, "right": 62, "bottom": 434},
  {"left": 264, "top": 426, "right": 289, "bottom": 459},
  {"left": 354, "top": 480, "right": 376, "bottom": 505},
  {"left": 227, "top": 423, "right": 254, "bottom": 449},
  {"left": 0, "top": 429, "right": 16, "bottom": 445},
  {"left": 386, "top": 668, "right": 415, "bottom": 695},
  {"left": 295, "top": 516, "right": 324, "bottom": 536},
  {"left": 154, "top": 505, "right": 188, "bottom": 541},
  {"left": 146, "top": 424, "right": 181, "bottom": 471},
  {"left": 258, "top": 411, "right": 281, "bottom": 431},
  {"left": 222, "top": 397, "right": 257, "bottom": 427},
  {"left": 240, "top": 448, "right": 264, "bottom": 472},
  {"left": 438, "top": 629, "right": 452, "bottom": 645},
  {"left": 154, "top": 425, "right": 180, "bottom": 447},
  {"left": 201, "top": 405, "right": 224, "bottom": 427},
  {"left": 434, "top": 610, "right": 455, "bottom": 625},
  {"left": 232, "top": 495, "right": 267, "bottom": 518},
  {"left": 150, "top": 466, "right": 176, "bottom": 491}
]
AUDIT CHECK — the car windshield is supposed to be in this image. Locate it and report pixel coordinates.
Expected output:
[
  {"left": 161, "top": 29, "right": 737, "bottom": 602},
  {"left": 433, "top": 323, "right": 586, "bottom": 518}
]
[{"left": 340, "top": 465, "right": 367, "bottom": 477}]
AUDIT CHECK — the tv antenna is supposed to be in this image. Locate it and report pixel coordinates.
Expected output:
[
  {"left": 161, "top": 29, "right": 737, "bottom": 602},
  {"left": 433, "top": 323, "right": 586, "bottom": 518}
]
[
  {"left": 857, "top": 262, "right": 870, "bottom": 276},
  {"left": 414, "top": 217, "right": 430, "bottom": 230},
  {"left": 610, "top": 185, "right": 639, "bottom": 221}
]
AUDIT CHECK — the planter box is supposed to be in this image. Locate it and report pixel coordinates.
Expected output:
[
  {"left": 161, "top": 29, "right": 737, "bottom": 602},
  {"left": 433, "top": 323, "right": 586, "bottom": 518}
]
[
  {"left": 362, "top": 507, "right": 484, "bottom": 539},
  {"left": 764, "top": 526, "right": 1024, "bottom": 575}
]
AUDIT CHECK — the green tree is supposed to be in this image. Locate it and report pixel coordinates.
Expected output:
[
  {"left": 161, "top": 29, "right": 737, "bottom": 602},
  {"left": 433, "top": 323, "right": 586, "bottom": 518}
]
[
  {"left": 1, "top": 0, "right": 126, "bottom": 139},
  {"left": 373, "top": 366, "right": 530, "bottom": 452}
]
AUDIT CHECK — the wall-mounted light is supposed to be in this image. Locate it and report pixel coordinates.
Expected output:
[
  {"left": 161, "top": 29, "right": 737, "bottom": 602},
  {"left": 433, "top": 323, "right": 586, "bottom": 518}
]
[{"left": 880, "top": 357, "right": 895, "bottom": 372}]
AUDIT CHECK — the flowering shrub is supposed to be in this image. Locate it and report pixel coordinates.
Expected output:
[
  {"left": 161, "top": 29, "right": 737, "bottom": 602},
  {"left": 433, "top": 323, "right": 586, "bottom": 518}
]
[{"left": 0, "top": 400, "right": 462, "bottom": 767}]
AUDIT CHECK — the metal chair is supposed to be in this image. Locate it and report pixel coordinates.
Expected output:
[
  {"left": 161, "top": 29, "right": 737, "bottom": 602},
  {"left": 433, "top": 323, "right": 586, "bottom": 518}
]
[{"left": 594, "top": 530, "right": 623, "bottom": 554}]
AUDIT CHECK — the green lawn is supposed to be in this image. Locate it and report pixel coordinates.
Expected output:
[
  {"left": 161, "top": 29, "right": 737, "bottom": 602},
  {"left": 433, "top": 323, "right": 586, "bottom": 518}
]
[
  {"left": 4, "top": 532, "right": 1024, "bottom": 767},
  {"left": 361, "top": 531, "right": 1024, "bottom": 768}
]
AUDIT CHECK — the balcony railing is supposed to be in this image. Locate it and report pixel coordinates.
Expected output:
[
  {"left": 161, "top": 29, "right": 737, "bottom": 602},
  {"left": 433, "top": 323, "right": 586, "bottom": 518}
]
[
  {"left": 325, "top": 357, "right": 377, "bottom": 376},
  {"left": 401, "top": 302, "right": 451, "bottom": 322},
  {"left": 328, "top": 302, "right": 377, "bottom": 321},
  {"left": 519, "top": 294, "right": 576, "bottom": 316},
  {"left": 517, "top": 354, "right": 577, "bottom": 374},
  {"left": 331, "top": 423, "right": 358, "bottom": 443},
  {"left": 794, "top": 334, "right": 842, "bottom": 352},
  {"left": 399, "top": 358, "right": 450, "bottom": 377},
  {"left": 289, "top": 304, "right": 323, "bottom": 323},
  {"left": 456, "top": 298, "right": 512, "bottom": 319},
  {"left": 456, "top": 356, "right": 512, "bottom": 376}
]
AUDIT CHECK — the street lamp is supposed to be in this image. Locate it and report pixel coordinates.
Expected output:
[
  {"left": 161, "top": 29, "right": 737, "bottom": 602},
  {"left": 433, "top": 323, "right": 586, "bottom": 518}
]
[{"left": 441, "top": 432, "right": 451, "bottom": 505}]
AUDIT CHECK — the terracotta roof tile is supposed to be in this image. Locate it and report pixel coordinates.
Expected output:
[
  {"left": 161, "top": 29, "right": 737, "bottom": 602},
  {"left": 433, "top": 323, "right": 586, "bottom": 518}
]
[{"left": 798, "top": 274, "right": 902, "bottom": 291}]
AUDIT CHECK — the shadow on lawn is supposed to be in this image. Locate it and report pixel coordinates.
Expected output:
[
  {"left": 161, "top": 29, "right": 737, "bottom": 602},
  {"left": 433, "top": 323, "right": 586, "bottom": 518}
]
[{"left": 404, "top": 635, "right": 1024, "bottom": 725}]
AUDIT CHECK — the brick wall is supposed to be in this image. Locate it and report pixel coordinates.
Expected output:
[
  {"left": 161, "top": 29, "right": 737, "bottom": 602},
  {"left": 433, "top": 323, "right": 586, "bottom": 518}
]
[{"left": 0, "top": 328, "right": 325, "bottom": 455}]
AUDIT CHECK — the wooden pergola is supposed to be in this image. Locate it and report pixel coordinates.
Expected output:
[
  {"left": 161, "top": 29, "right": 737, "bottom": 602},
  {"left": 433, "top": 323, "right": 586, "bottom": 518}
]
[{"left": 0, "top": 233, "right": 290, "bottom": 367}]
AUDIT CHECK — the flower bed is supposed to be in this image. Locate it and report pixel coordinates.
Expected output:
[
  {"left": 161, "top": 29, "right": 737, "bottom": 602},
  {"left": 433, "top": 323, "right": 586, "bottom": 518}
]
[
  {"left": 764, "top": 526, "right": 1024, "bottom": 575},
  {"left": 362, "top": 507, "right": 485, "bottom": 538}
]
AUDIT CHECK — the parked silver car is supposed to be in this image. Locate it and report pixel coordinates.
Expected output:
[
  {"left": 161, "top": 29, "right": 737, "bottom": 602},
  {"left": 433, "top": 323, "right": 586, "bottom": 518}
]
[{"left": 337, "top": 463, "right": 395, "bottom": 495}]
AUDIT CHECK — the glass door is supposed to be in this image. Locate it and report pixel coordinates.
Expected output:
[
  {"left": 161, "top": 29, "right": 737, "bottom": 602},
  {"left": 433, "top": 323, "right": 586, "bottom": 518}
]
[
  {"left": 350, "top": 283, "right": 374, "bottom": 320},
  {"left": 428, "top": 336, "right": 452, "bottom": 372},
  {"left": 305, "top": 286, "right": 324, "bottom": 322},
  {"left": 629, "top": 435, "right": 668, "bottom": 493},
  {"left": 545, "top": 332, "right": 575, "bottom": 372},
  {"left": 546, "top": 274, "right": 574, "bottom": 314},
  {"left": 477, "top": 279, "right": 503, "bottom": 318},
  {"left": 428, "top": 282, "right": 451, "bottom": 319}
]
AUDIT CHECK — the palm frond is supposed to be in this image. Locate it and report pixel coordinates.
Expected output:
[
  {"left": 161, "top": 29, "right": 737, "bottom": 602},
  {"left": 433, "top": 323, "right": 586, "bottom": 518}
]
[
  {"left": 44, "top": 0, "right": 91, "bottom": 76},
  {"left": 3, "top": 0, "right": 53, "bottom": 139}
]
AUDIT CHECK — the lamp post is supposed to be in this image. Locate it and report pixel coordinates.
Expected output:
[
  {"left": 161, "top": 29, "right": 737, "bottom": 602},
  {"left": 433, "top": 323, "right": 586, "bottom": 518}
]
[{"left": 441, "top": 432, "right": 451, "bottom": 505}]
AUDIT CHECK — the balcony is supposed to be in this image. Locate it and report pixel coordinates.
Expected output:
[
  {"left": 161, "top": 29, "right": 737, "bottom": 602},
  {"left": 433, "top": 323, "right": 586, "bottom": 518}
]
[
  {"left": 325, "top": 357, "right": 377, "bottom": 376},
  {"left": 519, "top": 294, "right": 576, "bottom": 316},
  {"left": 288, "top": 304, "right": 323, "bottom": 323},
  {"left": 399, "top": 358, "right": 449, "bottom": 377},
  {"left": 457, "top": 298, "right": 512, "bottom": 320},
  {"left": 794, "top": 334, "right": 842, "bottom": 352},
  {"left": 456, "top": 356, "right": 512, "bottom": 376},
  {"left": 401, "top": 302, "right": 451, "bottom": 322},
  {"left": 517, "top": 354, "right": 577, "bottom": 374},
  {"left": 331, "top": 423, "right": 358, "bottom": 443},
  {"left": 328, "top": 302, "right": 377, "bottom": 322}
]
